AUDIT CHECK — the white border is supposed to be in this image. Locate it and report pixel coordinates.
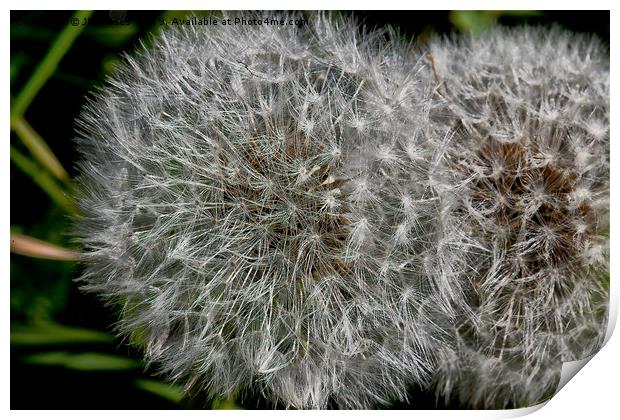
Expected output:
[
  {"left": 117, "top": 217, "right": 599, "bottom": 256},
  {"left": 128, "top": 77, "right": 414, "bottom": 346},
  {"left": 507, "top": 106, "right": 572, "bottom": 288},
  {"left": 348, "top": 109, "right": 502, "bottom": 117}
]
[{"left": 5, "top": 2, "right": 617, "bottom": 418}]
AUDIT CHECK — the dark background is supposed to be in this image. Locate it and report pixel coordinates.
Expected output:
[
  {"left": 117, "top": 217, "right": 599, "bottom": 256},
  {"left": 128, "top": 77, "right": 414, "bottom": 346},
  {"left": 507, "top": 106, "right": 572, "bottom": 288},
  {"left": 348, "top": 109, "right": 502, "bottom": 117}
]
[{"left": 10, "top": 10, "right": 610, "bottom": 409}]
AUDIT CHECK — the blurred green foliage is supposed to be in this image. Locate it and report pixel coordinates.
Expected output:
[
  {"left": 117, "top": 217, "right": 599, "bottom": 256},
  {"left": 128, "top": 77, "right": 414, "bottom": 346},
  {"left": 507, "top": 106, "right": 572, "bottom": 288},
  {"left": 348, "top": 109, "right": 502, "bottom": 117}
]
[
  {"left": 10, "top": 10, "right": 188, "bottom": 409},
  {"left": 134, "top": 379, "right": 184, "bottom": 404},
  {"left": 449, "top": 10, "right": 542, "bottom": 34},
  {"left": 11, "top": 322, "right": 113, "bottom": 345},
  {"left": 10, "top": 9, "right": 609, "bottom": 409},
  {"left": 23, "top": 351, "right": 140, "bottom": 371}
]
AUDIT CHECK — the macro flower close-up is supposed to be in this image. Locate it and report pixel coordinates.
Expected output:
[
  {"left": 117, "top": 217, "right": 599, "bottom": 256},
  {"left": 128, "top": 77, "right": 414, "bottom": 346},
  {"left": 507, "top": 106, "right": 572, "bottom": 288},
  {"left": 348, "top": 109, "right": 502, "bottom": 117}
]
[
  {"left": 9, "top": 9, "right": 611, "bottom": 411},
  {"left": 74, "top": 14, "right": 456, "bottom": 409},
  {"left": 427, "top": 27, "right": 610, "bottom": 408}
]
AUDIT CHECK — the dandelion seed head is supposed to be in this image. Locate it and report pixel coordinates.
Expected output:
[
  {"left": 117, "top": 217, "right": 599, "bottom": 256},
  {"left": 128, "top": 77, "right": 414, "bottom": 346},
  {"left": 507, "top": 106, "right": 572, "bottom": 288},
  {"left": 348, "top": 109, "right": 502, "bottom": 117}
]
[
  {"left": 428, "top": 27, "right": 609, "bottom": 408},
  {"left": 73, "top": 16, "right": 609, "bottom": 410},
  {"left": 74, "top": 12, "right": 451, "bottom": 409}
]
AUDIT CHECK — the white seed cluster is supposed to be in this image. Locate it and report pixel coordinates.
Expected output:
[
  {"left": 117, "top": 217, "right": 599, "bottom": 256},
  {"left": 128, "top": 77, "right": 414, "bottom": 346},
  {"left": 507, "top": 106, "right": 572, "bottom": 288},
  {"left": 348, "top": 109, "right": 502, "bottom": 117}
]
[
  {"left": 74, "top": 14, "right": 609, "bottom": 409},
  {"left": 428, "top": 28, "right": 609, "bottom": 408}
]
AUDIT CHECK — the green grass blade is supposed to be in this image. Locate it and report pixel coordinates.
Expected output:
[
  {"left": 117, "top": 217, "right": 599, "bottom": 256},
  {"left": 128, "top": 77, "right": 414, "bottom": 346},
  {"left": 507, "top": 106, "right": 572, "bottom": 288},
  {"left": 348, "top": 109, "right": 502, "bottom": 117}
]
[
  {"left": 11, "top": 322, "right": 113, "bottom": 346},
  {"left": 10, "top": 145, "right": 75, "bottom": 214},
  {"left": 11, "top": 10, "right": 93, "bottom": 118},
  {"left": 23, "top": 351, "right": 139, "bottom": 371},
  {"left": 212, "top": 397, "right": 242, "bottom": 410},
  {"left": 11, "top": 116, "right": 70, "bottom": 183},
  {"left": 134, "top": 379, "right": 184, "bottom": 404}
]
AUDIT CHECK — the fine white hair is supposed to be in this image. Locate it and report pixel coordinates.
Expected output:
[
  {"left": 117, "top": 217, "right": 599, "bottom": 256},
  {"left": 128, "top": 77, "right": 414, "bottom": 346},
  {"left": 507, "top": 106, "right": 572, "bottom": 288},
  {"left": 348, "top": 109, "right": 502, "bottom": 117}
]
[
  {"left": 74, "top": 13, "right": 609, "bottom": 409},
  {"left": 427, "top": 27, "right": 609, "bottom": 408}
]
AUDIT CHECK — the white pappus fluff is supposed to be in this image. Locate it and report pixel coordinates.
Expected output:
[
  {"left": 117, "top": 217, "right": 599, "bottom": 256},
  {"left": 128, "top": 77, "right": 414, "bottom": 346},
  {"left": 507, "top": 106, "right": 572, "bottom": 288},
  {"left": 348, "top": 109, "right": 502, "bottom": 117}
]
[
  {"left": 427, "top": 27, "right": 609, "bottom": 408},
  {"left": 74, "top": 13, "right": 461, "bottom": 409},
  {"left": 74, "top": 13, "right": 610, "bottom": 410}
]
